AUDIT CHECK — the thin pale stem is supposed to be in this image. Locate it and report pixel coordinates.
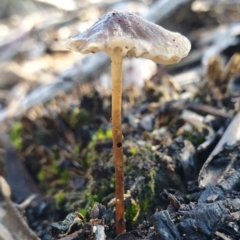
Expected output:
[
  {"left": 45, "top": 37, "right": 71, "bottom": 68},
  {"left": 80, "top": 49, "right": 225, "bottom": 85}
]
[{"left": 111, "top": 47, "right": 125, "bottom": 235}]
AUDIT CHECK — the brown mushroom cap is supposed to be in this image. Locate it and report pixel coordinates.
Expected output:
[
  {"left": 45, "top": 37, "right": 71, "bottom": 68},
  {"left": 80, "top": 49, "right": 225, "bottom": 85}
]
[{"left": 66, "top": 10, "right": 191, "bottom": 64}]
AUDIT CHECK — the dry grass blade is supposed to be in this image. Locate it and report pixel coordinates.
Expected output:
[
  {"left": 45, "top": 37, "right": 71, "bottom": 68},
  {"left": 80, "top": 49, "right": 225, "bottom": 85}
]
[
  {"left": 0, "top": 177, "right": 40, "bottom": 240},
  {"left": 0, "top": 223, "right": 14, "bottom": 240},
  {"left": 0, "top": 176, "right": 11, "bottom": 199}
]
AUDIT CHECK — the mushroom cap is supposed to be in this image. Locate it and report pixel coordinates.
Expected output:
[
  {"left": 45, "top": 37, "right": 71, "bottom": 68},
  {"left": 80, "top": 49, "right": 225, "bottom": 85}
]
[{"left": 66, "top": 11, "right": 191, "bottom": 64}]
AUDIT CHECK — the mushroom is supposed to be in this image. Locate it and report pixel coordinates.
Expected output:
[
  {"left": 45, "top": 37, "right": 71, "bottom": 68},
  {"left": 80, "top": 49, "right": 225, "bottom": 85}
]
[{"left": 66, "top": 10, "right": 191, "bottom": 235}]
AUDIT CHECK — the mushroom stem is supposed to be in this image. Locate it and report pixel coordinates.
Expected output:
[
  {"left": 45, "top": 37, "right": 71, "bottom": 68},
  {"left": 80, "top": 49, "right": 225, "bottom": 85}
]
[{"left": 111, "top": 47, "right": 125, "bottom": 234}]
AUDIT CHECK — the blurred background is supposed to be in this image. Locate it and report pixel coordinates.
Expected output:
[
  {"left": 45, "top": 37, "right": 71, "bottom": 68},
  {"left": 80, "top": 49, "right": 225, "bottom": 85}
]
[{"left": 0, "top": 0, "right": 240, "bottom": 119}]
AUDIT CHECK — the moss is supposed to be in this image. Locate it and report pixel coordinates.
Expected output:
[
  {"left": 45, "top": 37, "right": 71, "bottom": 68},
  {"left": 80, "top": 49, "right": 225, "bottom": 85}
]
[
  {"left": 148, "top": 168, "right": 156, "bottom": 196},
  {"left": 122, "top": 142, "right": 159, "bottom": 221},
  {"left": 79, "top": 208, "right": 87, "bottom": 218},
  {"left": 80, "top": 147, "right": 96, "bottom": 167},
  {"left": 54, "top": 191, "right": 67, "bottom": 208},
  {"left": 125, "top": 200, "right": 139, "bottom": 223},
  {"left": 139, "top": 168, "right": 156, "bottom": 213},
  {"left": 92, "top": 129, "right": 112, "bottom": 141},
  {"left": 67, "top": 107, "right": 90, "bottom": 128},
  {"left": 184, "top": 131, "right": 205, "bottom": 148},
  {"left": 128, "top": 146, "right": 137, "bottom": 155},
  {"left": 74, "top": 144, "right": 81, "bottom": 155},
  {"left": 85, "top": 192, "right": 97, "bottom": 208},
  {"left": 141, "top": 197, "right": 151, "bottom": 212},
  {"left": 109, "top": 177, "right": 115, "bottom": 189},
  {"left": 37, "top": 153, "right": 70, "bottom": 191},
  {"left": 49, "top": 150, "right": 59, "bottom": 163},
  {"left": 88, "top": 128, "right": 112, "bottom": 149},
  {"left": 59, "top": 169, "right": 69, "bottom": 184},
  {"left": 37, "top": 170, "right": 46, "bottom": 182},
  {"left": 49, "top": 165, "right": 59, "bottom": 175},
  {"left": 9, "top": 122, "right": 23, "bottom": 150},
  {"left": 69, "top": 107, "right": 80, "bottom": 128},
  {"left": 105, "top": 129, "right": 113, "bottom": 139}
]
